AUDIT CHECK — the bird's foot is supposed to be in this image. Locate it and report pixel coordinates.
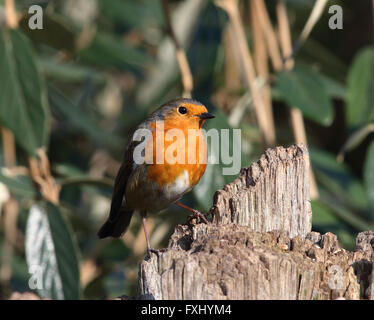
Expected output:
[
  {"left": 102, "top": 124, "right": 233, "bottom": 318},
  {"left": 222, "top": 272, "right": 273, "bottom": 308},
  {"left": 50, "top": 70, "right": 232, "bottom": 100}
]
[
  {"left": 187, "top": 210, "right": 209, "bottom": 225},
  {"left": 146, "top": 247, "right": 166, "bottom": 258}
]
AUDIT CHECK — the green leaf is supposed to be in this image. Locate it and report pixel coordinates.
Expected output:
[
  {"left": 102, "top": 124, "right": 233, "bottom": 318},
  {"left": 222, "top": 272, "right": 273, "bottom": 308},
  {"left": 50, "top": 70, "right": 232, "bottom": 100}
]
[
  {"left": 275, "top": 65, "right": 334, "bottom": 125},
  {"left": 55, "top": 163, "right": 113, "bottom": 196},
  {"left": 48, "top": 86, "right": 122, "bottom": 150},
  {"left": 319, "top": 74, "right": 346, "bottom": 100},
  {"left": 59, "top": 176, "right": 114, "bottom": 189},
  {"left": 78, "top": 32, "right": 152, "bottom": 71},
  {"left": 39, "top": 58, "right": 104, "bottom": 84},
  {"left": 0, "top": 237, "right": 30, "bottom": 292},
  {"left": 98, "top": 239, "right": 130, "bottom": 262},
  {"left": 312, "top": 199, "right": 340, "bottom": 225},
  {"left": 0, "top": 29, "right": 50, "bottom": 156},
  {"left": 0, "top": 172, "right": 35, "bottom": 198},
  {"left": 19, "top": 14, "right": 76, "bottom": 52},
  {"left": 54, "top": 163, "right": 86, "bottom": 177},
  {"left": 337, "top": 123, "right": 374, "bottom": 161},
  {"left": 346, "top": 47, "right": 374, "bottom": 129},
  {"left": 318, "top": 192, "right": 373, "bottom": 232},
  {"left": 25, "top": 202, "right": 81, "bottom": 300},
  {"left": 364, "top": 141, "right": 374, "bottom": 214},
  {"left": 311, "top": 200, "right": 356, "bottom": 250},
  {"left": 97, "top": 0, "right": 163, "bottom": 30},
  {"left": 310, "top": 147, "right": 371, "bottom": 215},
  {"left": 299, "top": 37, "right": 347, "bottom": 82},
  {"left": 103, "top": 268, "right": 126, "bottom": 298}
]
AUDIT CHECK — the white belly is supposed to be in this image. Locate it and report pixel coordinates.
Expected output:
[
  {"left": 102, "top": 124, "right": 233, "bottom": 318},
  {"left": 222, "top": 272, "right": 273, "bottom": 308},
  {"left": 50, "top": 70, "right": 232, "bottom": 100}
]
[{"left": 163, "top": 170, "right": 191, "bottom": 200}]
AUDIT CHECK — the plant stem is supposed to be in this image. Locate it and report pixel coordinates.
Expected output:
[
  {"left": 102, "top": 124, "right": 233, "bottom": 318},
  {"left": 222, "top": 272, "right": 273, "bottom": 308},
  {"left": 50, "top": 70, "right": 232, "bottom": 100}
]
[
  {"left": 276, "top": 0, "right": 319, "bottom": 199},
  {"left": 4, "top": 0, "right": 18, "bottom": 29},
  {"left": 216, "top": 0, "right": 274, "bottom": 147},
  {"left": 161, "top": 0, "right": 193, "bottom": 98}
]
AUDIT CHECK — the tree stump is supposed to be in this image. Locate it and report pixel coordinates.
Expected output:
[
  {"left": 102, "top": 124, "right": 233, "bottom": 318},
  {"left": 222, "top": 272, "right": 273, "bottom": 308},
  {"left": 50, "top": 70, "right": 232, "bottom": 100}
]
[
  {"left": 211, "top": 144, "right": 312, "bottom": 237},
  {"left": 138, "top": 145, "right": 374, "bottom": 300}
]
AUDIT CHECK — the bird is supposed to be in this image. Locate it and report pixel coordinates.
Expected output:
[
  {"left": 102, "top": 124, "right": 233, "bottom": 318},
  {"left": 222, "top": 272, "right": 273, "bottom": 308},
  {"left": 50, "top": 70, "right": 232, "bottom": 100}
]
[{"left": 97, "top": 98, "right": 215, "bottom": 256}]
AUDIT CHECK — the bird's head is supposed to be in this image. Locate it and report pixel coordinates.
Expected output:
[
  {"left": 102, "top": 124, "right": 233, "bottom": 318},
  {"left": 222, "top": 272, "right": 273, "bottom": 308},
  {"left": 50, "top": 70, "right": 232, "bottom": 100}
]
[{"left": 149, "top": 98, "right": 215, "bottom": 129}]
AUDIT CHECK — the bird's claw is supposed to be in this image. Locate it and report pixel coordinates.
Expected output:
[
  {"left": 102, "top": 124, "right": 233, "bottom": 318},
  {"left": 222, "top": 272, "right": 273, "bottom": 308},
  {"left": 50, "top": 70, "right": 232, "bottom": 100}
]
[
  {"left": 187, "top": 210, "right": 209, "bottom": 225},
  {"left": 147, "top": 247, "right": 166, "bottom": 258}
]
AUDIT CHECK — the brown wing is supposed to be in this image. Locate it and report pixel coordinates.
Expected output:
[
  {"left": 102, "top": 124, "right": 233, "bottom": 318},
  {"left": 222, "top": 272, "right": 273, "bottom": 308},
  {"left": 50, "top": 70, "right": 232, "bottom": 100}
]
[{"left": 97, "top": 139, "right": 140, "bottom": 238}]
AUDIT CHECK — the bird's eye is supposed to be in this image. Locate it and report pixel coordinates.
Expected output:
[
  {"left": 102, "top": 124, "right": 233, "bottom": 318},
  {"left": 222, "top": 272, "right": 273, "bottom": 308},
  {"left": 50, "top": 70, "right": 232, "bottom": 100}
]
[{"left": 178, "top": 106, "right": 187, "bottom": 115}]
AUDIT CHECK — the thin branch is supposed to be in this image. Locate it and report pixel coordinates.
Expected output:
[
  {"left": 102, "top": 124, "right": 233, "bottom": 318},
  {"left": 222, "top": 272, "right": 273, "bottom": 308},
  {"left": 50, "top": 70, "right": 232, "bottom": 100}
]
[
  {"left": 0, "top": 199, "right": 19, "bottom": 289},
  {"left": 0, "top": 121, "right": 17, "bottom": 293},
  {"left": 1, "top": 127, "right": 16, "bottom": 168},
  {"left": 4, "top": 0, "right": 18, "bottom": 29},
  {"left": 337, "top": 123, "right": 374, "bottom": 163},
  {"left": 59, "top": 176, "right": 114, "bottom": 189},
  {"left": 252, "top": 0, "right": 283, "bottom": 72},
  {"left": 223, "top": 24, "right": 242, "bottom": 110},
  {"left": 29, "top": 148, "right": 60, "bottom": 205},
  {"left": 276, "top": 0, "right": 294, "bottom": 69},
  {"left": 215, "top": 0, "right": 273, "bottom": 147},
  {"left": 161, "top": 0, "right": 193, "bottom": 98},
  {"left": 1, "top": 166, "right": 29, "bottom": 177},
  {"left": 276, "top": 0, "right": 319, "bottom": 199},
  {"left": 250, "top": 0, "right": 276, "bottom": 145},
  {"left": 80, "top": 259, "right": 100, "bottom": 288},
  {"left": 292, "top": 0, "right": 329, "bottom": 58}
]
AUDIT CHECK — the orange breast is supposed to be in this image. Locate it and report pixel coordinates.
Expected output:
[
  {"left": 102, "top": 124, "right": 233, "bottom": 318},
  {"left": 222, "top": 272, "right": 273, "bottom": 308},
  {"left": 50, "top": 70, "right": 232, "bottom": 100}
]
[{"left": 147, "top": 118, "right": 207, "bottom": 188}]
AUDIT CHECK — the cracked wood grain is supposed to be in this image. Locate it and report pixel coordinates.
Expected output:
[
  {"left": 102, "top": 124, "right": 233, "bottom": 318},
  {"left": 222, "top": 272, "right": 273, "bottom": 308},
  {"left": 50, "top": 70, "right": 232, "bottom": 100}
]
[
  {"left": 211, "top": 144, "right": 312, "bottom": 238},
  {"left": 136, "top": 145, "right": 373, "bottom": 300}
]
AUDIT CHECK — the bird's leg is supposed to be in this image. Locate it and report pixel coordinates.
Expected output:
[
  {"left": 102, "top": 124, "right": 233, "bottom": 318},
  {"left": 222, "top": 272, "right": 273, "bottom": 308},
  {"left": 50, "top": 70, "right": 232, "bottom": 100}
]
[
  {"left": 175, "top": 201, "right": 209, "bottom": 224},
  {"left": 141, "top": 213, "right": 163, "bottom": 257}
]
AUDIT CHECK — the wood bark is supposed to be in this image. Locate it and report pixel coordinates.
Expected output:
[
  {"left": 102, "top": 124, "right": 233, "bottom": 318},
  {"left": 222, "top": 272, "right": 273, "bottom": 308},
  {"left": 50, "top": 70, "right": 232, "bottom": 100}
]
[
  {"left": 211, "top": 144, "right": 311, "bottom": 238},
  {"left": 137, "top": 144, "right": 374, "bottom": 300}
]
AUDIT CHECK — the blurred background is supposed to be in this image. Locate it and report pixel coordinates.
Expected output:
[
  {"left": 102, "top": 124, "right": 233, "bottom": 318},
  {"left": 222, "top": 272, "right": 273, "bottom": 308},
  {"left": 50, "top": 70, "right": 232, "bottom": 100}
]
[{"left": 0, "top": 0, "right": 373, "bottom": 300}]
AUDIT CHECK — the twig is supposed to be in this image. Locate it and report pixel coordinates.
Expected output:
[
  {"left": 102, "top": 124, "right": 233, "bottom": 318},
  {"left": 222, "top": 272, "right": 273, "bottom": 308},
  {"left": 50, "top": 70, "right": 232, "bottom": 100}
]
[
  {"left": 252, "top": 0, "right": 283, "bottom": 72},
  {"left": 0, "top": 122, "right": 17, "bottom": 293},
  {"left": 250, "top": 0, "right": 276, "bottom": 145},
  {"left": 59, "top": 176, "right": 114, "bottom": 189},
  {"left": 227, "top": 92, "right": 252, "bottom": 127},
  {"left": 276, "top": 0, "right": 293, "bottom": 69},
  {"left": 276, "top": 0, "right": 319, "bottom": 199},
  {"left": 29, "top": 148, "right": 60, "bottom": 205},
  {"left": 1, "top": 127, "right": 16, "bottom": 168},
  {"left": 161, "top": 0, "right": 193, "bottom": 98},
  {"left": 4, "top": 0, "right": 18, "bottom": 28},
  {"left": 223, "top": 24, "right": 242, "bottom": 110},
  {"left": 215, "top": 0, "right": 273, "bottom": 147},
  {"left": 80, "top": 259, "right": 100, "bottom": 288},
  {"left": 1, "top": 166, "right": 29, "bottom": 177},
  {"left": 337, "top": 123, "right": 374, "bottom": 163},
  {"left": 292, "top": 0, "right": 329, "bottom": 58},
  {"left": 0, "top": 199, "right": 19, "bottom": 289}
]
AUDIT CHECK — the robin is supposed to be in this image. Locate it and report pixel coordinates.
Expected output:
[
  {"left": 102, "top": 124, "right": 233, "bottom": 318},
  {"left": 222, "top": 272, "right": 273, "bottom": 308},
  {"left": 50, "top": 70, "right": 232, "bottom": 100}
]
[{"left": 97, "top": 98, "right": 215, "bottom": 256}]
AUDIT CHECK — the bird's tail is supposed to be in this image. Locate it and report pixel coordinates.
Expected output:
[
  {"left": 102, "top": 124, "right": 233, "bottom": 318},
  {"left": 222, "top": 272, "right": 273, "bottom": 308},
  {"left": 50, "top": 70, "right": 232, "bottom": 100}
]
[{"left": 97, "top": 208, "right": 134, "bottom": 239}]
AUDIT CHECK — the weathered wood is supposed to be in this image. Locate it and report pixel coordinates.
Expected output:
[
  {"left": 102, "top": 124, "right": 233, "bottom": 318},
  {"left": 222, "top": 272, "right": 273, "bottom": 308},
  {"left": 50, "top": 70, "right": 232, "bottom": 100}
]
[
  {"left": 211, "top": 144, "right": 312, "bottom": 238},
  {"left": 353, "top": 231, "right": 374, "bottom": 299},
  {"left": 137, "top": 144, "right": 373, "bottom": 300},
  {"left": 139, "top": 225, "right": 374, "bottom": 300}
]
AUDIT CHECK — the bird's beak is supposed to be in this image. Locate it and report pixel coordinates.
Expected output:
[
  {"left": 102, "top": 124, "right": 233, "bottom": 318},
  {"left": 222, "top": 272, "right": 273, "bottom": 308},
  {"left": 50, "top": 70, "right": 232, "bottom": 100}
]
[{"left": 198, "top": 112, "right": 215, "bottom": 120}]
